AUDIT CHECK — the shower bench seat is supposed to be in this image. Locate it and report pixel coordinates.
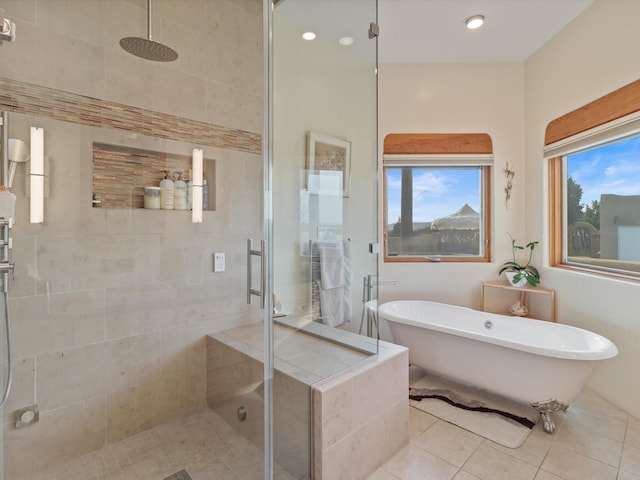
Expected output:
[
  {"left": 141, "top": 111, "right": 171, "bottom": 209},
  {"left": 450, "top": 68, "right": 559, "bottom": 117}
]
[{"left": 206, "top": 320, "right": 408, "bottom": 480}]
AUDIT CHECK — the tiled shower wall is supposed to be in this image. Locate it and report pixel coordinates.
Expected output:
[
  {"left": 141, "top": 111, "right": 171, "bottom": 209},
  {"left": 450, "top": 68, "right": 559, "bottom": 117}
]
[{"left": 0, "top": 0, "right": 263, "bottom": 477}]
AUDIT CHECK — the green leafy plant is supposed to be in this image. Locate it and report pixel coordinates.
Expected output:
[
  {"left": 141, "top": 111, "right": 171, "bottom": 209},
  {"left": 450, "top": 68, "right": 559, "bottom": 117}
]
[{"left": 498, "top": 234, "right": 540, "bottom": 287}]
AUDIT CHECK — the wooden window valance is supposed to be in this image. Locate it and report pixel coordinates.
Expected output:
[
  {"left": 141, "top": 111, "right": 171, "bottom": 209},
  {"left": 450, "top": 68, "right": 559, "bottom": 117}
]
[
  {"left": 383, "top": 133, "right": 493, "bottom": 155},
  {"left": 545, "top": 79, "right": 640, "bottom": 146}
]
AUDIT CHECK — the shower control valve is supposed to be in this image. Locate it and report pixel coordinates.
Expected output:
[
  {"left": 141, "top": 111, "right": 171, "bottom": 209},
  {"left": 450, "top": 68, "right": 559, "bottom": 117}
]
[{"left": 0, "top": 261, "right": 14, "bottom": 277}]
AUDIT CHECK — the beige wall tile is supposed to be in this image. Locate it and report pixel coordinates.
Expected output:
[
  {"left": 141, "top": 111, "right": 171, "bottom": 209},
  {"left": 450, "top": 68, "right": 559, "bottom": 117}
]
[
  {"left": 8, "top": 235, "right": 36, "bottom": 298},
  {"left": 126, "top": 331, "right": 163, "bottom": 386},
  {"left": 352, "top": 349, "right": 408, "bottom": 429},
  {"left": 382, "top": 399, "right": 411, "bottom": 469},
  {"left": 105, "top": 285, "right": 180, "bottom": 339},
  {"left": 10, "top": 289, "right": 105, "bottom": 358},
  {"left": 1, "top": 357, "right": 36, "bottom": 418},
  {"left": 37, "top": 0, "right": 133, "bottom": 48},
  {"left": 160, "top": 325, "right": 190, "bottom": 375},
  {"left": 206, "top": 0, "right": 262, "bottom": 55},
  {"left": 0, "top": 0, "right": 263, "bottom": 474},
  {"left": 155, "top": 0, "right": 209, "bottom": 34},
  {"left": 37, "top": 340, "right": 128, "bottom": 411},
  {"left": 106, "top": 371, "right": 190, "bottom": 443},
  {"left": 3, "top": 396, "right": 106, "bottom": 478},
  {"left": 315, "top": 380, "right": 355, "bottom": 450},
  {"left": 206, "top": 80, "right": 258, "bottom": 133},
  {"left": 2, "top": 21, "right": 106, "bottom": 98}
]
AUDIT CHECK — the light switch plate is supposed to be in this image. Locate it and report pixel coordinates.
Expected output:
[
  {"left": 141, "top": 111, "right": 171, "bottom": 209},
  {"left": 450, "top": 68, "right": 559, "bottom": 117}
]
[{"left": 214, "top": 252, "right": 225, "bottom": 272}]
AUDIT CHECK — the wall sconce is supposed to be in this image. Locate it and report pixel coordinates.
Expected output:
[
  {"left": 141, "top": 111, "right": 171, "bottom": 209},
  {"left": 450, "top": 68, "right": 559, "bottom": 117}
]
[
  {"left": 30, "top": 127, "right": 44, "bottom": 224},
  {"left": 192, "top": 148, "right": 203, "bottom": 223}
]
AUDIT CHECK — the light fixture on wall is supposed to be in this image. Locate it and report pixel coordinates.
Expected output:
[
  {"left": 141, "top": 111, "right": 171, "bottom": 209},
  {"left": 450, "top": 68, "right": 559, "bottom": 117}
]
[
  {"left": 29, "top": 127, "right": 44, "bottom": 224},
  {"left": 465, "top": 15, "right": 485, "bottom": 30},
  {"left": 192, "top": 148, "right": 203, "bottom": 224}
]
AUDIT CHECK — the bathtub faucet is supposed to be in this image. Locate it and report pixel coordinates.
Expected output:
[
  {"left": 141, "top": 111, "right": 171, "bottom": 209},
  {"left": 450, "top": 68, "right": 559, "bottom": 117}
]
[{"left": 359, "top": 275, "right": 398, "bottom": 338}]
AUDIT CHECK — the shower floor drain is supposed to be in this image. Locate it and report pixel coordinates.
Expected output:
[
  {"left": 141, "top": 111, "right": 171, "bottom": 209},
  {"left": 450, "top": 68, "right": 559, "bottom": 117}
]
[{"left": 163, "top": 470, "right": 192, "bottom": 480}]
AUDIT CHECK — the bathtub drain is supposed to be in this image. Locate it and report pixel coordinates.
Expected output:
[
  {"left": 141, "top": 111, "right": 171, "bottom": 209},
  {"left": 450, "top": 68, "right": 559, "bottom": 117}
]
[{"left": 484, "top": 320, "right": 493, "bottom": 329}]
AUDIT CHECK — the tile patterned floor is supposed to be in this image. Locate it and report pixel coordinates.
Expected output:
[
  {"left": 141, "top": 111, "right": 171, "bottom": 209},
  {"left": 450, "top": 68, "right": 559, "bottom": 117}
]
[
  {"left": 367, "top": 384, "right": 640, "bottom": 480},
  {"left": 16, "top": 382, "right": 640, "bottom": 480},
  {"left": 23, "top": 408, "right": 296, "bottom": 480}
]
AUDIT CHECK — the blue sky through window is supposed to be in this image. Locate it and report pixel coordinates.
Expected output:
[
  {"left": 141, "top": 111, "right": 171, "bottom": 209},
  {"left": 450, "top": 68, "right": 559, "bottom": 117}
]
[
  {"left": 386, "top": 167, "right": 481, "bottom": 224},
  {"left": 567, "top": 134, "right": 640, "bottom": 205}
]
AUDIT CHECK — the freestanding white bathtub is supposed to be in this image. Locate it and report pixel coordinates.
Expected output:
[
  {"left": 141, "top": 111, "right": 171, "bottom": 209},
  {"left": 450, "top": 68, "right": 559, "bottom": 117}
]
[{"left": 379, "top": 300, "right": 618, "bottom": 432}]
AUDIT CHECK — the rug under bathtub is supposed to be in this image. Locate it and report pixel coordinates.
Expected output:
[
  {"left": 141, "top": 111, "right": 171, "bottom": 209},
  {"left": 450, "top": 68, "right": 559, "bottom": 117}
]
[{"left": 409, "top": 370, "right": 540, "bottom": 448}]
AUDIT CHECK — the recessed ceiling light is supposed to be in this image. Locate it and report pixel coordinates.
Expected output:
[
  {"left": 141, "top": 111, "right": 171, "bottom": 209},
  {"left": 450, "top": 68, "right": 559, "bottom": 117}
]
[
  {"left": 465, "top": 15, "right": 485, "bottom": 30},
  {"left": 338, "top": 36, "right": 354, "bottom": 46},
  {"left": 302, "top": 31, "right": 316, "bottom": 41}
]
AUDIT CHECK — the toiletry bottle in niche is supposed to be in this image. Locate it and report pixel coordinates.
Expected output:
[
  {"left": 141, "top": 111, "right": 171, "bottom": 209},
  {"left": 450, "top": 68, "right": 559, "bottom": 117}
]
[
  {"left": 144, "top": 186, "right": 161, "bottom": 209},
  {"left": 202, "top": 178, "right": 209, "bottom": 210},
  {"left": 160, "top": 170, "right": 174, "bottom": 210},
  {"left": 174, "top": 172, "right": 187, "bottom": 210}
]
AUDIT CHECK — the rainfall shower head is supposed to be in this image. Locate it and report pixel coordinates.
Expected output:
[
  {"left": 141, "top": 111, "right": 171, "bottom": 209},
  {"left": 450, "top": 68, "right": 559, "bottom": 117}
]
[
  {"left": 120, "top": 0, "right": 178, "bottom": 62},
  {"left": 7, "top": 138, "right": 29, "bottom": 189},
  {"left": 120, "top": 37, "right": 178, "bottom": 62}
]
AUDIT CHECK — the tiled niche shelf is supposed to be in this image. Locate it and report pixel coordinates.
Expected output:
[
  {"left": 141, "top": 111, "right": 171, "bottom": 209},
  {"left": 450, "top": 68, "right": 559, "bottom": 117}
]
[{"left": 92, "top": 142, "right": 215, "bottom": 210}]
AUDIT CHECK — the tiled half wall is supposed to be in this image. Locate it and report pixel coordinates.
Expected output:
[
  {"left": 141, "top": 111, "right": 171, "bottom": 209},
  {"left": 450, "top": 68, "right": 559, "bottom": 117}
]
[{"left": 207, "top": 324, "right": 409, "bottom": 480}]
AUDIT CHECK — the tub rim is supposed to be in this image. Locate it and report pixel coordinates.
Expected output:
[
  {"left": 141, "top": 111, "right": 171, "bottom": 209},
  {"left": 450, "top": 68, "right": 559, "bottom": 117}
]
[{"left": 378, "top": 299, "right": 619, "bottom": 361}]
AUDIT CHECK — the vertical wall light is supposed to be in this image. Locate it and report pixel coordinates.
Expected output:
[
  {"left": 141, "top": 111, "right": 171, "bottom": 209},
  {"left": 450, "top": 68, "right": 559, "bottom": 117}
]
[
  {"left": 192, "top": 148, "right": 203, "bottom": 223},
  {"left": 30, "top": 127, "right": 44, "bottom": 224}
]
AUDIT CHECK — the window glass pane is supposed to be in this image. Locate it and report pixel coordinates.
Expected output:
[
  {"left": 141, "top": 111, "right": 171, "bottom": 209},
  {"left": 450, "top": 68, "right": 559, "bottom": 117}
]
[
  {"left": 385, "top": 166, "right": 484, "bottom": 258},
  {"left": 565, "top": 134, "right": 640, "bottom": 274}
]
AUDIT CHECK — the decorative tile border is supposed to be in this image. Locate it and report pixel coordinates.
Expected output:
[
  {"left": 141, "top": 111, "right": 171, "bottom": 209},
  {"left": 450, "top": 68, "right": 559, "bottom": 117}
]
[{"left": 0, "top": 77, "right": 261, "bottom": 155}]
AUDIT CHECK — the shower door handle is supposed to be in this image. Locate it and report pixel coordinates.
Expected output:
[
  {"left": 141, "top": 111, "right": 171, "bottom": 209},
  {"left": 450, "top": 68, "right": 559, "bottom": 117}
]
[{"left": 246, "top": 239, "right": 266, "bottom": 309}]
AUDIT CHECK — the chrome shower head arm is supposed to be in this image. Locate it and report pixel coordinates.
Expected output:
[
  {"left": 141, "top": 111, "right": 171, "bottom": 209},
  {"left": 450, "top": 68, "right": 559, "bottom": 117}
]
[
  {"left": 147, "top": 0, "right": 152, "bottom": 41},
  {"left": 119, "top": 0, "right": 178, "bottom": 62}
]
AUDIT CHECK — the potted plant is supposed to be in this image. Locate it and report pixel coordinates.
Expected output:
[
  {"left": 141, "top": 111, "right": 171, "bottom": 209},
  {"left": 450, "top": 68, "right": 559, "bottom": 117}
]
[{"left": 499, "top": 234, "right": 540, "bottom": 287}]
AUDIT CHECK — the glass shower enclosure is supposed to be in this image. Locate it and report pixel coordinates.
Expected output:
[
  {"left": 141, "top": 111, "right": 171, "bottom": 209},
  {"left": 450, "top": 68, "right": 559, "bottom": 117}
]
[
  {"left": 267, "top": 0, "right": 379, "bottom": 477},
  {"left": 0, "top": 0, "right": 378, "bottom": 478}
]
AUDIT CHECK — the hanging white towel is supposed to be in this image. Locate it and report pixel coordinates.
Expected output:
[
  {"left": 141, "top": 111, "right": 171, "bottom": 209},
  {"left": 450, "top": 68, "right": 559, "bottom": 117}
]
[
  {"left": 315, "top": 240, "right": 352, "bottom": 326},
  {"left": 317, "top": 240, "right": 351, "bottom": 289},
  {"left": 316, "top": 280, "right": 352, "bottom": 327}
]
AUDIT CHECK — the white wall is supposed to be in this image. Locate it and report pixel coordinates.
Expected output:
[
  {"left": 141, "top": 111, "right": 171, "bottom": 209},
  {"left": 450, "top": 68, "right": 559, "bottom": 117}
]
[
  {"left": 378, "top": 63, "right": 526, "bottom": 312},
  {"left": 272, "top": 11, "right": 377, "bottom": 331},
  {"left": 524, "top": 0, "right": 640, "bottom": 418},
  {"left": 379, "top": 0, "right": 640, "bottom": 419}
]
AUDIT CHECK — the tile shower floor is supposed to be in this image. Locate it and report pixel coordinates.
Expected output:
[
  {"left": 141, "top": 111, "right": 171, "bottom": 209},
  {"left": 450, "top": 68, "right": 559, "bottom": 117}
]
[
  {"left": 367, "top": 382, "right": 640, "bottom": 480},
  {"left": 22, "top": 408, "right": 296, "bottom": 480}
]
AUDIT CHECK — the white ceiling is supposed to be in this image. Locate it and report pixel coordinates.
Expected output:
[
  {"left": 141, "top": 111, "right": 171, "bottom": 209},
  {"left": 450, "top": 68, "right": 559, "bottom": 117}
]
[{"left": 378, "top": 0, "right": 594, "bottom": 63}]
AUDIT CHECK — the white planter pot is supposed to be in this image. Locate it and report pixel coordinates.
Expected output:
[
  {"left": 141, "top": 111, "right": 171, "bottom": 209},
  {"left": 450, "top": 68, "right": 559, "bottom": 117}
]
[{"left": 505, "top": 271, "right": 528, "bottom": 288}]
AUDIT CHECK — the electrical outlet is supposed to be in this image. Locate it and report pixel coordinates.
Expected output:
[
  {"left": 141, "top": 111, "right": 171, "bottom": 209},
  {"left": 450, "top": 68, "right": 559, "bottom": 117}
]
[{"left": 214, "top": 252, "right": 225, "bottom": 272}]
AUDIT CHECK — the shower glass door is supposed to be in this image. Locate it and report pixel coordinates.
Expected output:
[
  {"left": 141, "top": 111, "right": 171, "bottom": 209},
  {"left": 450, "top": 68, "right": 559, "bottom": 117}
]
[
  {"left": 1, "top": 2, "right": 267, "bottom": 480},
  {"left": 268, "top": 0, "right": 378, "bottom": 476}
]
